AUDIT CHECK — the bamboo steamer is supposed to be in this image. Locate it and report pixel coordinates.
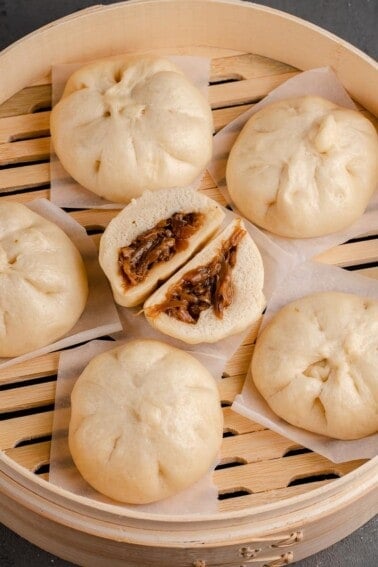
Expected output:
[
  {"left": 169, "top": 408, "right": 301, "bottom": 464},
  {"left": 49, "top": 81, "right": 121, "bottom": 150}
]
[{"left": 0, "top": 1, "right": 377, "bottom": 565}]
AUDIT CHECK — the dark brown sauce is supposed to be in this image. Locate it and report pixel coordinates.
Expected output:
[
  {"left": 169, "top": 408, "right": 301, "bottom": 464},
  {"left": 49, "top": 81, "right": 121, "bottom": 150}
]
[
  {"left": 146, "top": 223, "right": 246, "bottom": 323},
  {"left": 118, "top": 212, "right": 204, "bottom": 288}
]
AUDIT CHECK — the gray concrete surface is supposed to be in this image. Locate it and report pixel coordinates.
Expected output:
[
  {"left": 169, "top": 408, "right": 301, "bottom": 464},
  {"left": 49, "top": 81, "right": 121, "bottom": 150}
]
[{"left": 0, "top": 1, "right": 377, "bottom": 565}]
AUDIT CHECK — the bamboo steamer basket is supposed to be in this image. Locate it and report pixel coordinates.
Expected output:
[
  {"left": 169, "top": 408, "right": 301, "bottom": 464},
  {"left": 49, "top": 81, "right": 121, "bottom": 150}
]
[{"left": 0, "top": 1, "right": 377, "bottom": 565}]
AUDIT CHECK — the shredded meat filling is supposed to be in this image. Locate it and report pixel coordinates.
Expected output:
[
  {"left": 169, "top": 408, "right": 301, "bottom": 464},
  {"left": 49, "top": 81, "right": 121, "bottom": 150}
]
[
  {"left": 118, "top": 212, "right": 204, "bottom": 288},
  {"left": 148, "top": 224, "right": 246, "bottom": 323}
]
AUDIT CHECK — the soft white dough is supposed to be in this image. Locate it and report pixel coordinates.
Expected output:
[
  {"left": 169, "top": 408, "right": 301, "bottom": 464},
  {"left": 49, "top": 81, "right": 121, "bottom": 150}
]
[
  {"left": 68, "top": 340, "right": 223, "bottom": 504},
  {"left": 0, "top": 202, "right": 88, "bottom": 357},
  {"left": 252, "top": 292, "right": 378, "bottom": 440},
  {"left": 226, "top": 96, "right": 378, "bottom": 238},
  {"left": 51, "top": 55, "right": 214, "bottom": 203}
]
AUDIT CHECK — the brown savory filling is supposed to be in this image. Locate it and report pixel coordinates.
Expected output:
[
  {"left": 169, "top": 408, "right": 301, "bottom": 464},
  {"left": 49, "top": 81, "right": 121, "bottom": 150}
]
[
  {"left": 147, "top": 223, "right": 246, "bottom": 323},
  {"left": 118, "top": 212, "right": 204, "bottom": 288}
]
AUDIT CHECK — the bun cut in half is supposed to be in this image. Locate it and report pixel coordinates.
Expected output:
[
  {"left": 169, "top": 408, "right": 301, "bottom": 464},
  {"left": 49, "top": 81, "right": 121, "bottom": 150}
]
[
  {"left": 144, "top": 219, "right": 265, "bottom": 344},
  {"left": 99, "top": 188, "right": 225, "bottom": 307}
]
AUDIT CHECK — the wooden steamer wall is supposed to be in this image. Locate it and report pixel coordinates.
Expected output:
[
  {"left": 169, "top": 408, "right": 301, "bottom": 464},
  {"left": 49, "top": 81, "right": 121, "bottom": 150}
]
[{"left": 0, "top": 2, "right": 377, "bottom": 566}]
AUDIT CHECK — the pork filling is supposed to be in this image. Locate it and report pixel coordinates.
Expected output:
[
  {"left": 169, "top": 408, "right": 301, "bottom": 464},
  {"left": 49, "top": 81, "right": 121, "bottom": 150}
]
[
  {"left": 147, "top": 224, "right": 246, "bottom": 323},
  {"left": 118, "top": 212, "right": 204, "bottom": 288}
]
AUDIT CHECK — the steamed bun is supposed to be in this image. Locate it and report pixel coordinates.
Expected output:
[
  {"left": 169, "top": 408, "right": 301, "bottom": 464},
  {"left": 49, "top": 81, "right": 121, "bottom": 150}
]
[
  {"left": 144, "top": 219, "right": 265, "bottom": 344},
  {"left": 226, "top": 96, "right": 378, "bottom": 238},
  {"left": 51, "top": 55, "right": 213, "bottom": 203},
  {"left": 99, "top": 186, "right": 225, "bottom": 308},
  {"left": 252, "top": 292, "right": 378, "bottom": 440},
  {"left": 0, "top": 202, "right": 88, "bottom": 357},
  {"left": 69, "top": 340, "right": 223, "bottom": 504}
]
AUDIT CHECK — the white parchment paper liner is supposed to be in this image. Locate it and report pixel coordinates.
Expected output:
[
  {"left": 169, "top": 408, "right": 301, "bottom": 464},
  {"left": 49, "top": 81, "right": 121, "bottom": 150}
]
[
  {"left": 0, "top": 199, "right": 122, "bottom": 369},
  {"left": 233, "top": 261, "right": 378, "bottom": 463},
  {"left": 50, "top": 55, "right": 211, "bottom": 209},
  {"left": 49, "top": 339, "right": 220, "bottom": 515},
  {"left": 208, "top": 67, "right": 378, "bottom": 263}
]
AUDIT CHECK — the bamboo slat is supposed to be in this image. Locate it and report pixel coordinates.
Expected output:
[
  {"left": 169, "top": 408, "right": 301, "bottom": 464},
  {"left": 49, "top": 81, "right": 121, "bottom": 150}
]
[
  {"left": 222, "top": 407, "right": 265, "bottom": 435},
  {"left": 218, "top": 479, "right": 331, "bottom": 512},
  {"left": 0, "top": 411, "right": 53, "bottom": 451},
  {"left": 316, "top": 240, "right": 378, "bottom": 267},
  {"left": 4, "top": 440, "right": 51, "bottom": 472},
  {"left": 213, "top": 103, "right": 254, "bottom": 132},
  {"left": 215, "top": 453, "right": 364, "bottom": 494},
  {"left": 0, "top": 111, "right": 50, "bottom": 143},
  {"left": 0, "top": 162, "right": 50, "bottom": 192},
  {"left": 0, "top": 382, "right": 56, "bottom": 414},
  {"left": 0, "top": 352, "right": 59, "bottom": 386},
  {"left": 220, "top": 430, "right": 299, "bottom": 465},
  {"left": 0, "top": 85, "right": 52, "bottom": 118},
  {"left": 209, "top": 72, "right": 298, "bottom": 108},
  {"left": 0, "top": 136, "right": 50, "bottom": 165}
]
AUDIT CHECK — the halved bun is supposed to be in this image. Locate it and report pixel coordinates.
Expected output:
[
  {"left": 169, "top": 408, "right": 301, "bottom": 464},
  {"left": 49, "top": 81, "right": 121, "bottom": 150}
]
[
  {"left": 144, "top": 219, "right": 265, "bottom": 343},
  {"left": 99, "top": 187, "right": 225, "bottom": 307}
]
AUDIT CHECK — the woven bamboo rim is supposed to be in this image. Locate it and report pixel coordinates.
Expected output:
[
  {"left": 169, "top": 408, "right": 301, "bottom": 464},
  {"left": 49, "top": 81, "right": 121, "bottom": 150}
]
[{"left": 0, "top": 2, "right": 377, "bottom": 565}]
